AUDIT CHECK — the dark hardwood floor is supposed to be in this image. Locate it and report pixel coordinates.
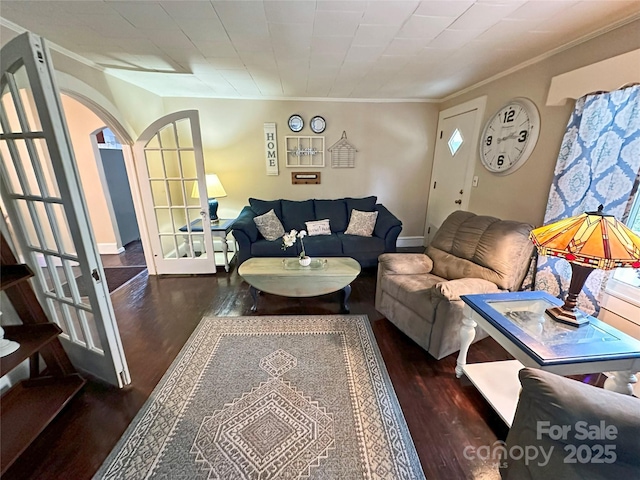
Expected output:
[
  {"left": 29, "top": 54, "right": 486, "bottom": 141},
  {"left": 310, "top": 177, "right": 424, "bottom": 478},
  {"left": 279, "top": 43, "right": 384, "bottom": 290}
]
[{"left": 5, "top": 254, "right": 584, "bottom": 479}]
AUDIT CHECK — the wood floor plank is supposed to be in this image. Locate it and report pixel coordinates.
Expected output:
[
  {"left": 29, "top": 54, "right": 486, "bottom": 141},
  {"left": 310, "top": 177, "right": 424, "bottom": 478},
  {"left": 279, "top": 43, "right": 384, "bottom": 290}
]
[{"left": 2, "top": 262, "right": 601, "bottom": 480}]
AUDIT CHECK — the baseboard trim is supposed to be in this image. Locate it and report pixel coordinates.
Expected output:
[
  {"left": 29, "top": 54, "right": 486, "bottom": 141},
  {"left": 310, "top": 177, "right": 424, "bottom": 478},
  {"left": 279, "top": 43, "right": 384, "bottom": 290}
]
[
  {"left": 98, "top": 243, "right": 124, "bottom": 255},
  {"left": 397, "top": 236, "right": 425, "bottom": 248}
]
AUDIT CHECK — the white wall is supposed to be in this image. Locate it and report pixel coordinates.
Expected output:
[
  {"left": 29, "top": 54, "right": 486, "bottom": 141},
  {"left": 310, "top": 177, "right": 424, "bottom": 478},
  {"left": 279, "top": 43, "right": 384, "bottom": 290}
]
[
  {"left": 438, "top": 19, "right": 640, "bottom": 227},
  {"left": 162, "top": 97, "right": 439, "bottom": 238},
  {"left": 61, "top": 95, "right": 121, "bottom": 252}
]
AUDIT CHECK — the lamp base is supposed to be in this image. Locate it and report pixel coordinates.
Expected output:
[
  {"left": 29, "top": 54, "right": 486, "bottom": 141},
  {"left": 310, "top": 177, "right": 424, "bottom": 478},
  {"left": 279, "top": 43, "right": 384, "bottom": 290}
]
[
  {"left": 208, "top": 198, "right": 219, "bottom": 222},
  {"left": 545, "top": 306, "right": 590, "bottom": 327}
]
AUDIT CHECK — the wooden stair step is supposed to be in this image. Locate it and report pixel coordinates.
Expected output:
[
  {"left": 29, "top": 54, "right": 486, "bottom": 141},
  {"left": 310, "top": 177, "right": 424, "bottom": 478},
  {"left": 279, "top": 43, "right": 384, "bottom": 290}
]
[
  {"left": 0, "top": 374, "right": 86, "bottom": 475},
  {"left": 0, "top": 323, "right": 63, "bottom": 377},
  {"left": 0, "top": 264, "right": 34, "bottom": 291}
]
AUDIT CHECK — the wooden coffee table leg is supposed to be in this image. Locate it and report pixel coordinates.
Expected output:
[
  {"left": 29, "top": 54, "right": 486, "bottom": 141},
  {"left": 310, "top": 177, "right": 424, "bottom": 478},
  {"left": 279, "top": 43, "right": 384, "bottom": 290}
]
[
  {"left": 249, "top": 285, "right": 260, "bottom": 312},
  {"left": 342, "top": 284, "right": 352, "bottom": 313}
]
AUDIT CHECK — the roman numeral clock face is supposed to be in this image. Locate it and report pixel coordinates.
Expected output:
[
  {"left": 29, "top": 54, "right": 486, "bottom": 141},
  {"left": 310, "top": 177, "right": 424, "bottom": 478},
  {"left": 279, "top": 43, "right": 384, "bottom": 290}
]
[{"left": 480, "top": 98, "right": 540, "bottom": 175}]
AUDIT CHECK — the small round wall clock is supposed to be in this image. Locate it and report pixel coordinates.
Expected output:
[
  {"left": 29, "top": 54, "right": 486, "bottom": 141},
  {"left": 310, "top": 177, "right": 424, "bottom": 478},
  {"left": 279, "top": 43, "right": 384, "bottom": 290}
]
[
  {"left": 479, "top": 97, "right": 540, "bottom": 175},
  {"left": 310, "top": 116, "right": 326, "bottom": 133},
  {"left": 288, "top": 114, "right": 303, "bottom": 132}
]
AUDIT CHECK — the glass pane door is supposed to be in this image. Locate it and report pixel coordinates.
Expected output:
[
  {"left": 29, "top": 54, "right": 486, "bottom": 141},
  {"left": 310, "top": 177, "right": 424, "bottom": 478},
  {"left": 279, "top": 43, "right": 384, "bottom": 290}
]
[
  {"left": 135, "top": 111, "right": 215, "bottom": 274},
  {"left": 0, "top": 32, "right": 129, "bottom": 386}
]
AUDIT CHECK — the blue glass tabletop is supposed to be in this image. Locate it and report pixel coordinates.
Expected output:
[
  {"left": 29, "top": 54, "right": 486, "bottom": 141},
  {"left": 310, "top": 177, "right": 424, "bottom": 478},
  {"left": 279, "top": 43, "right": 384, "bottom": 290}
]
[{"left": 461, "top": 291, "right": 640, "bottom": 366}]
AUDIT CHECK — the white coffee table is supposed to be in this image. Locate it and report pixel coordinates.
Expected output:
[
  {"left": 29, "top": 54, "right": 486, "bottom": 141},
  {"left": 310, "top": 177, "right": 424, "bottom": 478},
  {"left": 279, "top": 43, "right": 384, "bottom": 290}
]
[
  {"left": 238, "top": 257, "right": 361, "bottom": 312},
  {"left": 455, "top": 291, "right": 640, "bottom": 426}
]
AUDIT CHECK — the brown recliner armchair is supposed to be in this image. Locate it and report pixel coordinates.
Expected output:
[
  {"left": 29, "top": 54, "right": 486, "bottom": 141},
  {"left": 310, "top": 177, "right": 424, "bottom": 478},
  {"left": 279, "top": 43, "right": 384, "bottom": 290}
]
[
  {"left": 502, "top": 368, "right": 640, "bottom": 479},
  {"left": 375, "top": 211, "right": 534, "bottom": 360}
]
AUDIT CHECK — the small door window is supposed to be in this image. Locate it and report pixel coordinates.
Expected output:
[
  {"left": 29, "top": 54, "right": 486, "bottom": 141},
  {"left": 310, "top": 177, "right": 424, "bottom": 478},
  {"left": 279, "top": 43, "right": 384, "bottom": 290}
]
[{"left": 448, "top": 128, "right": 464, "bottom": 156}]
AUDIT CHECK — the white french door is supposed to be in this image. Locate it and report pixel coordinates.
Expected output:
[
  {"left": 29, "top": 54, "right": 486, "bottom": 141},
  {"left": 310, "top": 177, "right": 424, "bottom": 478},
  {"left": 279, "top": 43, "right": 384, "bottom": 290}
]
[
  {"left": 134, "top": 111, "right": 215, "bottom": 274},
  {"left": 0, "top": 32, "right": 130, "bottom": 387}
]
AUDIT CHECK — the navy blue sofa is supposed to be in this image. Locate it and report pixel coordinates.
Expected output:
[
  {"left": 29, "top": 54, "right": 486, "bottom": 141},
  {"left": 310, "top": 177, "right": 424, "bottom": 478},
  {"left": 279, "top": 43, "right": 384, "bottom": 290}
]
[{"left": 232, "top": 196, "right": 402, "bottom": 268}]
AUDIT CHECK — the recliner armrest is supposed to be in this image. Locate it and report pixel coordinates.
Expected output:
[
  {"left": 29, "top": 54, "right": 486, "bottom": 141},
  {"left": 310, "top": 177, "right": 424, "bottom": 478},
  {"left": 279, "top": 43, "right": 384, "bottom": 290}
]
[
  {"left": 432, "top": 277, "right": 501, "bottom": 301},
  {"left": 378, "top": 253, "right": 433, "bottom": 275}
]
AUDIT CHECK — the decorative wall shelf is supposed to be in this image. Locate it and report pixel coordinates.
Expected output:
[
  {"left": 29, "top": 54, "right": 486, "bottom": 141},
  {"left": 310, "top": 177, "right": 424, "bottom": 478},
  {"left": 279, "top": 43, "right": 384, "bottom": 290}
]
[
  {"left": 291, "top": 172, "right": 321, "bottom": 185},
  {"left": 285, "top": 136, "right": 325, "bottom": 167},
  {"left": 329, "top": 131, "right": 357, "bottom": 168}
]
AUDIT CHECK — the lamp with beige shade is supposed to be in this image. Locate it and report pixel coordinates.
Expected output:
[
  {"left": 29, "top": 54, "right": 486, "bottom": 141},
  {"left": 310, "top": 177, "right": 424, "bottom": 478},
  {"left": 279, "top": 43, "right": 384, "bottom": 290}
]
[{"left": 191, "top": 174, "right": 227, "bottom": 222}]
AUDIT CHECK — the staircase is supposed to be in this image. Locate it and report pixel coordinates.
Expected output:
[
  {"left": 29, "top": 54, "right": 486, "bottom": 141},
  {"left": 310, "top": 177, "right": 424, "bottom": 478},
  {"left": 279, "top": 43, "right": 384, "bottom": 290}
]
[{"left": 0, "top": 232, "right": 86, "bottom": 474}]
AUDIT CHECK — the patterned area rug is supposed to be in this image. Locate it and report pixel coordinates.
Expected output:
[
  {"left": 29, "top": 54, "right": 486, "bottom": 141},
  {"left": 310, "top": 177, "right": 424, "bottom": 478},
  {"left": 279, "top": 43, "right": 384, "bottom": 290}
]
[{"left": 94, "top": 315, "right": 425, "bottom": 480}]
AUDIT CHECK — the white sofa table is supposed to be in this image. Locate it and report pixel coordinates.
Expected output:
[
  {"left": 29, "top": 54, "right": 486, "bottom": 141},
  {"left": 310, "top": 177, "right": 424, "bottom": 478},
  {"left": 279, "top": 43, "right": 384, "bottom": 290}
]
[
  {"left": 455, "top": 291, "right": 640, "bottom": 426},
  {"left": 179, "top": 218, "right": 236, "bottom": 272}
]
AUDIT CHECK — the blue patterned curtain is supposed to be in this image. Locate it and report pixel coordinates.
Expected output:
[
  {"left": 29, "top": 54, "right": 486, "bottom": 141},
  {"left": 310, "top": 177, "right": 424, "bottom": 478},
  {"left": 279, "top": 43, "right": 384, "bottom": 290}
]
[{"left": 534, "top": 85, "right": 640, "bottom": 315}]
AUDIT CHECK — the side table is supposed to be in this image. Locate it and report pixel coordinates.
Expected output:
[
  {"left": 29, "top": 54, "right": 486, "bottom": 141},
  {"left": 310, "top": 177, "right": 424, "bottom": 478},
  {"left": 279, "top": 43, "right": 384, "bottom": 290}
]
[
  {"left": 179, "top": 218, "right": 236, "bottom": 272},
  {"left": 455, "top": 291, "right": 640, "bottom": 426}
]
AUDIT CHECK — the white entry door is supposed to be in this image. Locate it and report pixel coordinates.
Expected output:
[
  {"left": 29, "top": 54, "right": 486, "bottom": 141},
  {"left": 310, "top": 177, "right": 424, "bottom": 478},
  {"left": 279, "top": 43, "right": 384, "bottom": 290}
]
[
  {"left": 134, "top": 111, "right": 215, "bottom": 274},
  {"left": 0, "top": 33, "right": 130, "bottom": 387},
  {"left": 425, "top": 97, "right": 486, "bottom": 245}
]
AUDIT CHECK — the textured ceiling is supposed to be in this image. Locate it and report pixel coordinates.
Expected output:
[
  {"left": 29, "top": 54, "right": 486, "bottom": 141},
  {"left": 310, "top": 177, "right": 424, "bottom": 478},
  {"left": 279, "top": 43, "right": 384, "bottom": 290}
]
[{"left": 1, "top": 1, "right": 639, "bottom": 100}]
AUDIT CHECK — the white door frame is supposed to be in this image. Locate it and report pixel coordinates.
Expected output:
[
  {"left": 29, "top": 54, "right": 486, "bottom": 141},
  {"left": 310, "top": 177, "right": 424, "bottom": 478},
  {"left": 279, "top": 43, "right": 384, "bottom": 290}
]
[
  {"left": 89, "top": 127, "right": 124, "bottom": 254},
  {"left": 59, "top": 90, "right": 157, "bottom": 274},
  {"left": 425, "top": 96, "right": 487, "bottom": 242}
]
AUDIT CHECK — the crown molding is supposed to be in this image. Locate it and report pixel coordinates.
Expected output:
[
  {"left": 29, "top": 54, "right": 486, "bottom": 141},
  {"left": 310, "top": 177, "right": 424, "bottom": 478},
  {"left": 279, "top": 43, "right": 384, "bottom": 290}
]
[
  {"left": 440, "top": 12, "right": 640, "bottom": 104},
  {"left": 4, "top": 12, "right": 638, "bottom": 105},
  {"left": 179, "top": 95, "right": 439, "bottom": 103}
]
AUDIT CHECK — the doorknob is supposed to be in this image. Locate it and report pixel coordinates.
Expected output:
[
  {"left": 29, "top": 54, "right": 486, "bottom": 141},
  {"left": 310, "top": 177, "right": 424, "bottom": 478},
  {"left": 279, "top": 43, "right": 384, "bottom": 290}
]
[{"left": 454, "top": 199, "right": 462, "bottom": 205}]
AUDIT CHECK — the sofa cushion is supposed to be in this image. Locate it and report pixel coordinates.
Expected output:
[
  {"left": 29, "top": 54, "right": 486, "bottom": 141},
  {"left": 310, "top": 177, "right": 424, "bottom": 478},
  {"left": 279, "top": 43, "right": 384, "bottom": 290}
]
[
  {"left": 305, "top": 219, "right": 331, "bottom": 236},
  {"left": 429, "top": 210, "right": 534, "bottom": 291},
  {"left": 380, "top": 273, "right": 444, "bottom": 319},
  {"left": 503, "top": 368, "right": 640, "bottom": 480},
  {"left": 249, "top": 198, "right": 282, "bottom": 218},
  {"left": 253, "top": 209, "right": 285, "bottom": 241},
  {"left": 344, "top": 210, "right": 378, "bottom": 236},
  {"left": 301, "top": 234, "right": 343, "bottom": 256},
  {"left": 339, "top": 233, "right": 384, "bottom": 254},
  {"left": 346, "top": 196, "right": 377, "bottom": 215},
  {"left": 430, "top": 210, "right": 477, "bottom": 253},
  {"left": 281, "top": 199, "right": 315, "bottom": 232},
  {"left": 251, "top": 239, "right": 290, "bottom": 257},
  {"left": 378, "top": 253, "right": 433, "bottom": 275},
  {"left": 314, "top": 199, "right": 348, "bottom": 232}
]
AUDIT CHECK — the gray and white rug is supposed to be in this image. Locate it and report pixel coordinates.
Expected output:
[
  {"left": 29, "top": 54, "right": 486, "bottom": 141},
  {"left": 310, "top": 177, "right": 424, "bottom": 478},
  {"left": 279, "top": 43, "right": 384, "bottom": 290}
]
[{"left": 94, "top": 315, "right": 425, "bottom": 479}]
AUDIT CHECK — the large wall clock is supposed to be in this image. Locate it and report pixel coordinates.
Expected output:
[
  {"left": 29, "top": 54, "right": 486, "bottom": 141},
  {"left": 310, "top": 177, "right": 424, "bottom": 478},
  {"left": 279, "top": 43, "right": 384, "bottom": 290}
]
[{"left": 479, "top": 97, "right": 540, "bottom": 175}]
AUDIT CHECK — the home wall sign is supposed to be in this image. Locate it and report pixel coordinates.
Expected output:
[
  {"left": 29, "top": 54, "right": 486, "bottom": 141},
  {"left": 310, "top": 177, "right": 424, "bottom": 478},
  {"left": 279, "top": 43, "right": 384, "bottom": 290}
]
[{"left": 263, "top": 122, "right": 279, "bottom": 175}]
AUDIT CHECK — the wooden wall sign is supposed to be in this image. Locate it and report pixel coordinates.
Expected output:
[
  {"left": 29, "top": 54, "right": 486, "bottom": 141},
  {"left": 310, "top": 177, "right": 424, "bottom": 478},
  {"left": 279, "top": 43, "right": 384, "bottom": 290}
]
[
  {"left": 264, "top": 123, "right": 278, "bottom": 175},
  {"left": 291, "top": 172, "right": 321, "bottom": 184}
]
